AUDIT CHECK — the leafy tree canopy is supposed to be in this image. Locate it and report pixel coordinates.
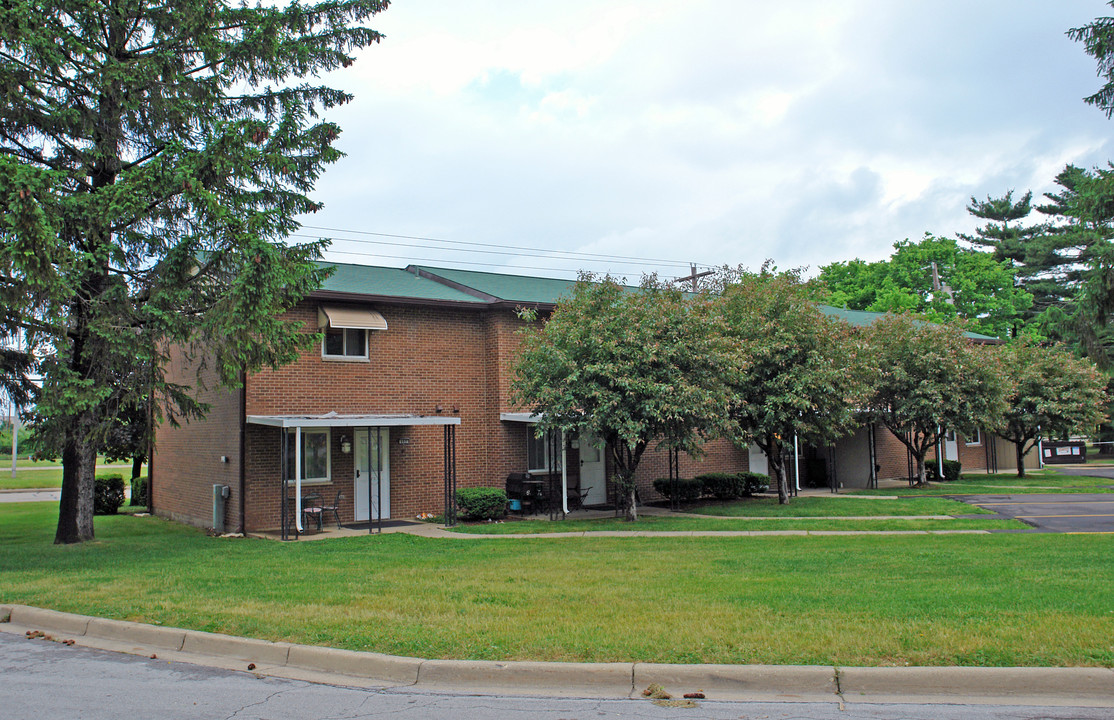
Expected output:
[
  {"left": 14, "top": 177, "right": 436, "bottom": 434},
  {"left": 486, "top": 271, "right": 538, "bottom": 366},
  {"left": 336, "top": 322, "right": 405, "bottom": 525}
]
[
  {"left": 994, "top": 341, "right": 1107, "bottom": 477},
  {"left": 511, "top": 275, "right": 737, "bottom": 521},
  {"left": 0, "top": 0, "right": 388, "bottom": 542},
  {"left": 817, "top": 234, "right": 1032, "bottom": 339},
  {"left": 861, "top": 314, "right": 1008, "bottom": 485},
  {"left": 715, "top": 266, "right": 868, "bottom": 504}
]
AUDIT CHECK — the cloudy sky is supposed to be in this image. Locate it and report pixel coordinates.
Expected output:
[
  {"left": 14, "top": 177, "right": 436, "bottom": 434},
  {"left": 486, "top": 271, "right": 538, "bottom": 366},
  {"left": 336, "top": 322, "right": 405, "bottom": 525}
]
[{"left": 293, "top": 0, "right": 1114, "bottom": 282}]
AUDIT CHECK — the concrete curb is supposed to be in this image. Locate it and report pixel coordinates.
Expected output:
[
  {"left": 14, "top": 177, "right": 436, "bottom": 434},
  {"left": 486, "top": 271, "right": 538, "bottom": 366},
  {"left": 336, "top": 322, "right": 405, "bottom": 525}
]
[{"left": 2, "top": 604, "right": 1113, "bottom": 706}]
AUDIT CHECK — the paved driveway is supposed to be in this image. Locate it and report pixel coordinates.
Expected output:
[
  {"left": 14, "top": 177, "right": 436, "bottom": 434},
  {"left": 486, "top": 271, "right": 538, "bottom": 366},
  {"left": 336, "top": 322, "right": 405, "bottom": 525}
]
[{"left": 955, "top": 494, "right": 1114, "bottom": 533}]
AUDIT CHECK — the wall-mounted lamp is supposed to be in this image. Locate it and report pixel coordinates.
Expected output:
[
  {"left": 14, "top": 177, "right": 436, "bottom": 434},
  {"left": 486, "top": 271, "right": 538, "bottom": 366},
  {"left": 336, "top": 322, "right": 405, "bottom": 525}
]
[{"left": 339, "top": 435, "right": 352, "bottom": 454}]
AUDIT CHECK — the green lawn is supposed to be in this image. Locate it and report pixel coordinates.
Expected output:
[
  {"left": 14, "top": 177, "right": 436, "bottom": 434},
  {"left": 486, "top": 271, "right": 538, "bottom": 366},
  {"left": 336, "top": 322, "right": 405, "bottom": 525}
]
[
  {"left": 451, "top": 496, "right": 1014, "bottom": 534},
  {"left": 686, "top": 496, "right": 987, "bottom": 516},
  {"left": 2, "top": 502, "right": 1111, "bottom": 667},
  {"left": 0, "top": 461, "right": 140, "bottom": 491},
  {"left": 452, "top": 516, "right": 1023, "bottom": 534},
  {"left": 849, "top": 471, "right": 1114, "bottom": 497}
]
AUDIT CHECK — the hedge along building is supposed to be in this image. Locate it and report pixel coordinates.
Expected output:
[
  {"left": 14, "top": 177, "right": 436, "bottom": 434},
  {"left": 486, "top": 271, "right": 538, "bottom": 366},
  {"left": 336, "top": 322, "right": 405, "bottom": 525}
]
[{"left": 151, "top": 263, "right": 1024, "bottom": 535}]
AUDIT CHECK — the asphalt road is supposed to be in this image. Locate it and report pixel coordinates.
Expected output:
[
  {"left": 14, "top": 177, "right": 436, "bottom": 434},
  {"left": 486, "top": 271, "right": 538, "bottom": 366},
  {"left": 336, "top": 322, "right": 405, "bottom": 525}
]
[
  {"left": 957, "top": 493, "right": 1114, "bottom": 533},
  {"left": 1, "top": 633, "right": 1108, "bottom": 720}
]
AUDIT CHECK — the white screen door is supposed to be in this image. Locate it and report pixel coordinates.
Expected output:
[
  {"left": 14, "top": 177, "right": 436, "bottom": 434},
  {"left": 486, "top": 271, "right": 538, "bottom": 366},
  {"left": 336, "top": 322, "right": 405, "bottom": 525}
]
[
  {"left": 355, "top": 428, "right": 390, "bottom": 521},
  {"left": 579, "top": 433, "right": 607, "bottom": 505}
]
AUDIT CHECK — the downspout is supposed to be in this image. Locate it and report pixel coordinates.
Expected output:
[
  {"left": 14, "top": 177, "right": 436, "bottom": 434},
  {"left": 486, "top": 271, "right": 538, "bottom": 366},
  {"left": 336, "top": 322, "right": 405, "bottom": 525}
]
[
  {"left": 1037, "top": 425, "right": 1045, "bottom": 470},
  {"left": 793, "top": 433, "right": 800, "bottom": 493},
  {"left": 239, "top": 376, "right": 246, "bottom": 533},
  {"left": 936, "top": 425, "right": 944, "bottom": 478},
  {"left": 294, "top": 425, "right": 303, "bottom": 532},
  {"left": 561, "top": 431, "right": 569, "bottom": 515}
]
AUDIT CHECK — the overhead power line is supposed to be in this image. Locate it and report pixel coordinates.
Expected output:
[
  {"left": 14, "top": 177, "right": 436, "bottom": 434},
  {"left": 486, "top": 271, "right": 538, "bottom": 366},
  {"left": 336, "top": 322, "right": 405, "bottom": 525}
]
[{"left": 297, "top": 224, "right": 715, "bottom": 272}]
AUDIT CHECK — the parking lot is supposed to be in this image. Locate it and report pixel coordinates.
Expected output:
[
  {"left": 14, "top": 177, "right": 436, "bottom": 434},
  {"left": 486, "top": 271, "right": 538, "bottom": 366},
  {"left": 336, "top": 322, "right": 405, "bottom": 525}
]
[{"left": 957, "top": 493, "right": 1114, "bottom": 533}]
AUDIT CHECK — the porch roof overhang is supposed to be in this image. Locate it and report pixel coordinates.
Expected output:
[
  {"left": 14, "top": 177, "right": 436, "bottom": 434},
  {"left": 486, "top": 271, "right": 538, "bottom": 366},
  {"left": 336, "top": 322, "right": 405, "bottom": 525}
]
[
  {"left": 500, "top": 412, "right": 542, "bottom": 424},
  {"left": 247, "top": 413, "right": 460, "bottom": 428}
]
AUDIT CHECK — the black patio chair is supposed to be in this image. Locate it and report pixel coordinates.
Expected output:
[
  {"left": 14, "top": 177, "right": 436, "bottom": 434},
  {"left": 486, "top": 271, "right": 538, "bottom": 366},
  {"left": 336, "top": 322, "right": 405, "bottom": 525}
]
[{"left": 319, "top": 490, "right": 344, "bottom": 528}]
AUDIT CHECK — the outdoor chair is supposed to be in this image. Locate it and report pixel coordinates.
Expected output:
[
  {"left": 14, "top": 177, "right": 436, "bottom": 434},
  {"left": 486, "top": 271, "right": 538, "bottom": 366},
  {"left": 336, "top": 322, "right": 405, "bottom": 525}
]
[
  {"left": 319, "top": 490, "right": 344, "bottom": 528},
  {"left": 567, "top": 483, "right": 592, "bottom": 511},
  {"left": 301, "top": 493, "right": 324, "bottom": 531}
]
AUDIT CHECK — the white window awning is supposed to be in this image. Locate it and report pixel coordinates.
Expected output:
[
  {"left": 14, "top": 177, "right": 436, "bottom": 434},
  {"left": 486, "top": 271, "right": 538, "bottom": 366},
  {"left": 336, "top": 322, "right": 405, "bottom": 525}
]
[
  {"left": 248, "top": 413, "right": 460, "bottom": 428},
  {"left": 318, "top": 305, "right": 388, "bottom": 331}
]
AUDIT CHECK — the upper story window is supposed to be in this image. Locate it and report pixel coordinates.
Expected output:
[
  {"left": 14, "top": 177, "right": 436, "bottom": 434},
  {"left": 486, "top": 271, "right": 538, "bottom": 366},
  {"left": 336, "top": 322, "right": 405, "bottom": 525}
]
[{"left": 318, "top": 305, "right": 387, "bottom": 361}]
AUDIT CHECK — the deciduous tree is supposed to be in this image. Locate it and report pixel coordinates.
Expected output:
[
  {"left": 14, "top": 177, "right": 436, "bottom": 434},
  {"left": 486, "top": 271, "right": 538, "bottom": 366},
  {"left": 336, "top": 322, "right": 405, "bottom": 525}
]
[
  {"left": 818, "top": 234, "right": 1031, "bottom": 339},
  {"left": 0, "top": 0, "right": 387, "bottom": 543},
  {"left": 511, "top": 275, "right": 736, "bottom": 521},
  {"left": 716, "top": 267, "right": 867, "bottom": 504},
  {"left": 862, "top": 314, "right": 1008, "bottom": 486},
  {"left": 995, "top": 342, "right": 1107, "bottom": 477}
]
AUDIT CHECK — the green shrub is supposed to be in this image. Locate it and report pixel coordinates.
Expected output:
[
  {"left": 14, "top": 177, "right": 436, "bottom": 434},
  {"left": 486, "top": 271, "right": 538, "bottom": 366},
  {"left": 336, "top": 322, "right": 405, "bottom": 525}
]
[
  {"left": 651, "top": 477, "right": 703, "bottom": 502},
  {"left": 739, "top": 472, "right": 770, "bottom": 496},
  {"left": 697, "top": 473, "right": 743, "bottom": 500},
  {"left": 129, "top": 476, "right": 148, "bottom": 507},
  {"left": 928, "top": 460, "right": 962, "bottom": 483},
  {"left": 455, "top": 487, "right": 507, "bottom": 521},
  {"left": 94, "top": 474, "right": 126, "bottom": 515}
]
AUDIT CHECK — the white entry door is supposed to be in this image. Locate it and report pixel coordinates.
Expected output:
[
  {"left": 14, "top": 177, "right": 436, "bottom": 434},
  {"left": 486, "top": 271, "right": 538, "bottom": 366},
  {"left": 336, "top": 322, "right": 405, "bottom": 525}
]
[
  {"left": 944, "top": 430, "right": 959, "bottom": 461},
  {"left": 578, "top": 433, "right": 607, "bottom": 505},
  {"left": 354, "top": 428, "right": 390, "bottom": 521}
]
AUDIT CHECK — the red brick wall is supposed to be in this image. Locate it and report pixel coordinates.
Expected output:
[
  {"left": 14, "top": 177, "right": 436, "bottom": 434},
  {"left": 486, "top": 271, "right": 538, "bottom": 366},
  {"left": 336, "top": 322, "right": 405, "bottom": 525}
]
[{"left": 151, "top": 349, "right": 243, "bottom": 531}]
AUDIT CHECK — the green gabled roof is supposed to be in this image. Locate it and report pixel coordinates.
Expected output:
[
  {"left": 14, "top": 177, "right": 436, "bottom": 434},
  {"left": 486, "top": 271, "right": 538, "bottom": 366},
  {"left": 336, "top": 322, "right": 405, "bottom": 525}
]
[
  {"left": 315, "top": 262, "right": 487, "bottom": 304},
  {"left": 409, "top": 265, "right": 581, "bottom": 305},
  {"left": 818, "top": 304, "right": 1000, "bottom": 342}
]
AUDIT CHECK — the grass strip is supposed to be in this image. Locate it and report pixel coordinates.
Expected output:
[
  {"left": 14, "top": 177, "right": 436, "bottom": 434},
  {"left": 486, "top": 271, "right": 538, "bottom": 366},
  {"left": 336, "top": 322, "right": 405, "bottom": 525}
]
[
  {"left": 2, "top": 502, "right": 1110, "bottom": 667},
  {"left": 685, "top": 496, "right": 986, "bottom": 517},
  {"left": 451, "top": 516, "right": 1024, "bottom": 534}
]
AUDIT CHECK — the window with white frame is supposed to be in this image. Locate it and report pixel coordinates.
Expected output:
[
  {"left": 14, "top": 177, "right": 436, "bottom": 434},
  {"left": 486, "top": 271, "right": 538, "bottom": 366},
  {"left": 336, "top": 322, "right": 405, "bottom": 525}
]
[
  {"left": 284, "top": 428, "right": 331, "bottom": 482},
  {"left": 323, "top": 327, "right": 367, "bottom": 359},
  {"left": 966, "top": 428, "right": 982, "bottom": 446},
  {"left": 526, "top": 429, "right": 562, "bottom": 473}
]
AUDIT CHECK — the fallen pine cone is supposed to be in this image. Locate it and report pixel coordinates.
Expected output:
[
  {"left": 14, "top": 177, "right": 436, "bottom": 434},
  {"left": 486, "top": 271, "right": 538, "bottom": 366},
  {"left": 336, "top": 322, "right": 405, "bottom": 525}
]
[
  {"left": 642, "top": 683, "right": 671, "bottom": 700},
  {"left": 150, "top": 654, "right": 157, "bottom": 659},
  {"left": 62, "top": 639, "right": 75, "bottom": 646},
  {"left": 247, "top": 663, "right": 256, "bottom": 670},
  {"left": 683, "top": 692, "right": 705, "bottom": 699}
]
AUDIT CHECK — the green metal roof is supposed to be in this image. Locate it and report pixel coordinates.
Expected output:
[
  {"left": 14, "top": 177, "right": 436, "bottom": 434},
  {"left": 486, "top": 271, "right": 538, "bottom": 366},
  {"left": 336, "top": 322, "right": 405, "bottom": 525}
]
[
  {"left": 315, "top": 262, "right": 487, "bottom": 304},
  {"left": 311, "top": 262, "right": 1001, "bottom": 342},
  {"left": 818, "top": 304, "right": 999, "bottom": 342},
  {"left": 410, "top": 265, "right": 582, "bottom": 305}
]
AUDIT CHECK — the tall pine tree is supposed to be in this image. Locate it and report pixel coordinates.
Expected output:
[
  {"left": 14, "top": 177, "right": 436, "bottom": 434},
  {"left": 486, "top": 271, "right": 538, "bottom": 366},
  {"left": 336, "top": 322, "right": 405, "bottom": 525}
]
[{"left": 0, "top": 0, "right": 388, "bottom": 543}]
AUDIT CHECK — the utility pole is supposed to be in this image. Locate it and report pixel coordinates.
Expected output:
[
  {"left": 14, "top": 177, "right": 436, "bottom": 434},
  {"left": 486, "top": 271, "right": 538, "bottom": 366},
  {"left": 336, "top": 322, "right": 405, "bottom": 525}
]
[{"left": 675, "top": 263, "right": 714, "bottom": 292}]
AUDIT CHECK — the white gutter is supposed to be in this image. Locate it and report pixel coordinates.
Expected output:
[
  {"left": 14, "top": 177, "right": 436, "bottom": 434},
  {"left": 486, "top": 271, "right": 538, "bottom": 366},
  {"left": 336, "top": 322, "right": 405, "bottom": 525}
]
[
  {"left": 294, "top": 426, "right": 303, "bottom": 532},
  {"left": 560, "top": 431, "right": 569, "bottom": 515}
]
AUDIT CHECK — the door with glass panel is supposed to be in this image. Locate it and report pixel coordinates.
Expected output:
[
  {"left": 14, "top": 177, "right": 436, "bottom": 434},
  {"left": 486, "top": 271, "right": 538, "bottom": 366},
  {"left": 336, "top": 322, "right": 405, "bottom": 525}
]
[{"left": 354, "top": 428, "right": 390, "bottom": 521}]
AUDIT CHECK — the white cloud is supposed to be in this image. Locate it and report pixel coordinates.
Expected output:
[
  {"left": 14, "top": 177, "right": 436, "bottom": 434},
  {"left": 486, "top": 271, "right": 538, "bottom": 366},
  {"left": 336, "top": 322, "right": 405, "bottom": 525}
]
[{"left": 301, "top": 0, "right": 1114, "bottom": 280}]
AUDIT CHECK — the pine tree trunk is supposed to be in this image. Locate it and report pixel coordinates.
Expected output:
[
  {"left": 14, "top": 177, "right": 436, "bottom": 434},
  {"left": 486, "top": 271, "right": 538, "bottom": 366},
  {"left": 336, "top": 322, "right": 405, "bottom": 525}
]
[{"left": 55, "top": 417, "right": 97, "bottom": 544}]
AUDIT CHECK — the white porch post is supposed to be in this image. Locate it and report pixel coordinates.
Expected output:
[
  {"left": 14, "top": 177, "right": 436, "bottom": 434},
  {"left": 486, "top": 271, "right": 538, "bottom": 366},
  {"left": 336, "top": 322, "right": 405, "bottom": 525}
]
[{"left": 294, "top": 425, "right": 303, "bottom": 532}]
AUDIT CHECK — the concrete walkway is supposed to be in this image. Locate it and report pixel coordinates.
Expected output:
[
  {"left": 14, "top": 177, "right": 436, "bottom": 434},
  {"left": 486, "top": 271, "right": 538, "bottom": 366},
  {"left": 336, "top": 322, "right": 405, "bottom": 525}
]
[{"left": 2, "top": 604, "right": 1111, "bottom": 707}]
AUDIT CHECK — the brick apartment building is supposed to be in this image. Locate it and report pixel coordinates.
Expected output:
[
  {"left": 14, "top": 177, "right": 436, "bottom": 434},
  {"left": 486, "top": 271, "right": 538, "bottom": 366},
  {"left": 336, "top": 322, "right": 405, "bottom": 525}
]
[{"left": 151, "top": 263, "right": 1029, "bottom": 535}]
